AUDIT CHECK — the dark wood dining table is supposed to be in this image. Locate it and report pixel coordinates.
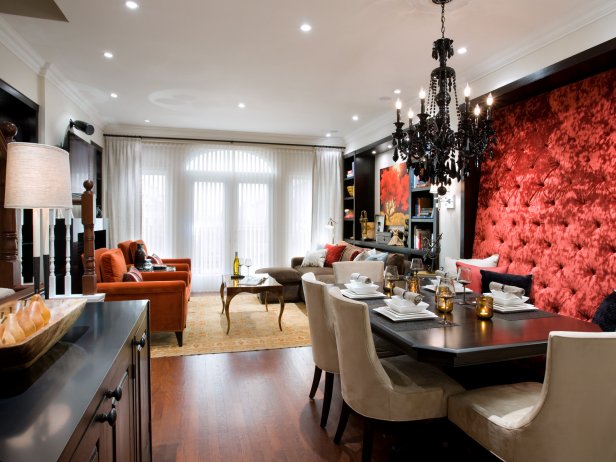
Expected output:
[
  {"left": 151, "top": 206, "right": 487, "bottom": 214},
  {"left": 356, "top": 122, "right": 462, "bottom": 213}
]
[{"left": 362, "top": 282, "right": 601, "bottom": 368}]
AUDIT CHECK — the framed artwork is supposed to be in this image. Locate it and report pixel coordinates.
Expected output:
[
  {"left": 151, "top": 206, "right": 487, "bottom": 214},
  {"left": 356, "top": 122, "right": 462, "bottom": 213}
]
[{"left": 379, "top": 164, "right": 409, "bottom": 226}]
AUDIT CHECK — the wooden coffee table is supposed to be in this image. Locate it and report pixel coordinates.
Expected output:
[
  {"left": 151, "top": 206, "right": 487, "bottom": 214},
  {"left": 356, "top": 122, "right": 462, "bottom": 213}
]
[{"left": 219, "top": 274, "right": 285, "bottom": 334}]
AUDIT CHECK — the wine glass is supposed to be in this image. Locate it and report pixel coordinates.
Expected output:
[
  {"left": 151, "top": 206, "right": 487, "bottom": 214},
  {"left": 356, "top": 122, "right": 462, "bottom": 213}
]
[
  {"left": 410, "top": 258, "right": 423, "bottom": 276},
  {"left": 238, "top": 258, "right": 245, "bottom": 276},
  {"left": 407, "top": 258, "right": 423, "bottom": 293},
  {"left": 384, "top": 265, "right": 399, "bottom": 298},
  {"left": 457, "top": 267, "right": 472, "bottom": 305},
  {"left": 435, "top": 277, "right": 455, "bottom": 326},
  {"left": 245, "top": 258, "right": 253, "bottom": 276}
]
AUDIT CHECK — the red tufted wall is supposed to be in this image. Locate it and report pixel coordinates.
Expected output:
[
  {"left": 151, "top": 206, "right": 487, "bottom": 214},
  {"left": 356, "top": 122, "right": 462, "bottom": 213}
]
[{"left": 473, "top": 68, "right": 616, "bottom": 321}]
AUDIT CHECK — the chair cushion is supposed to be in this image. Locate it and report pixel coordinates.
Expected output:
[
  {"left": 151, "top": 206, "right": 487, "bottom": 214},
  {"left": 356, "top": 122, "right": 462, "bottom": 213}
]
[
  {"left": 101, "top": 248, "right": 129, "bottom": 282},
  {"left": 457, "top": 262, "right": 509, "bottom": 294},
  {"left": 592, "top": 291, "right": 616, "bottom": 332},
  {"left": 448, "top": 382, "right": 542, "bottom": 462},
  {"left": 324, "top": 244, "right": 346, "bottom": 267},
  {"left": 481, "top": 270, "right": 533, "bottom": 296},
  {"left": 122, "top": 266, "right": 143, "bottom": 282}
]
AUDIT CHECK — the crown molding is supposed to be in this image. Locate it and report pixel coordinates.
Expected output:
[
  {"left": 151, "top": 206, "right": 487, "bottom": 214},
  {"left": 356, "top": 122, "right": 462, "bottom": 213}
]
[
  {"left": 0, "top": 17, "right": 102, "bottom": 126},
  {"left": 103, "top": 123, "right": 346, "bottom": 148}
]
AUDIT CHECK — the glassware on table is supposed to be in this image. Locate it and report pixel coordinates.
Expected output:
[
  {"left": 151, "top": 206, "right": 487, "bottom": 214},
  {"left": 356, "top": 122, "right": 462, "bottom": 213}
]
[
  {"left": 475, "top": 295, "right": 494, "bottom": 319},
  {"left": 245, "top": 258, "right": 253, "bottom": 276},
  {"left": 384, "top": 265, "right": 399, "bottom": 298},
  {"left": 436, "top": 277, "right": 455, "bottom": 326},
  {"left": 457, "top": 266, "right": 472, "bottom": 305},
  {"left": 407, "top": 258, "right": 423, "bottom": 293}
]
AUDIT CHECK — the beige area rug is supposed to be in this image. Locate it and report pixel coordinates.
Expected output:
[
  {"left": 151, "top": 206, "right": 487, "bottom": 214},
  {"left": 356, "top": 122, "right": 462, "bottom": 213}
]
[{"left": 150, "top": 293, "right": 311, "bottom": 358}]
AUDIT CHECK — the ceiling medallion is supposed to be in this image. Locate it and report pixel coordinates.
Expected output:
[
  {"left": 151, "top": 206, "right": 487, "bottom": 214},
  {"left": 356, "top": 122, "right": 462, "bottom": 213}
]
[{"left": 392, "top": 0, "right": 497, "bottom": 195}]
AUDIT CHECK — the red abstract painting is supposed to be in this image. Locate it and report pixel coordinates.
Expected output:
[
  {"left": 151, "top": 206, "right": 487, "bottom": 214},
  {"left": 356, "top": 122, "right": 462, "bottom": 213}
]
[{"left": 380, "top": 164, "right": 409, "bottom": 226}]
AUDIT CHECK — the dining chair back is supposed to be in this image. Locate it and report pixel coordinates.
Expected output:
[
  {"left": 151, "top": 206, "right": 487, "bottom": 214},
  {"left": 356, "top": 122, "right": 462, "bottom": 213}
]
[
  {"left": 332, "top": 261, "right": 385, "bottom": 285},
  {"left": 448, "top": 331, "right": 616, "bottom": 462}
]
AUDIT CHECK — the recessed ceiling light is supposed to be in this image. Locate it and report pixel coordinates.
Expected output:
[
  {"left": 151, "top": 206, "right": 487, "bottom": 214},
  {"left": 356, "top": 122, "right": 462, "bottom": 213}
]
[
  {"left": 103, "top": 51, "right": 113, "bottom": 59},
  {"left": 144, "top": 119, "right": 150, "bottom": 123},
  {"left": 325, "top": 133, "right": 331, "bottom": 137},
  {"left": 300, "top": 23, "right": 312, "bottom": 32},
  {"left": 238, "top": 102, "right": 246, "bottom": 109},
  {"left": 125, "top": 1, "right": 139, "bottom": 9},
  {"left": 393, "top": 89, "right": 401, "bottom": 94},
  {"left": 372, "top": 150, "right": 377, "bottom": 154},
  {"left": 457, "top": 47, "right": 467, "bottom": 55},
  {"left": 110, "top": 92, "right": 118, "bottom": 98},
  {"left": 387, "top": 144, "right": 392, "bottom": 149},
  {"left": 352, "top": 115, "right": 359, "bottom": 121}
]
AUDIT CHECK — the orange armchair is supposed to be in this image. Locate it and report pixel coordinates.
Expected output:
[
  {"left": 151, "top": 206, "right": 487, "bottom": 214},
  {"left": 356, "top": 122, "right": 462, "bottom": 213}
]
[
  {"left": 118, "top": 240, "right": 192, "bottom": 298},
  {"left": 93, "top": 248, "right": 189, "bottom": 346}
]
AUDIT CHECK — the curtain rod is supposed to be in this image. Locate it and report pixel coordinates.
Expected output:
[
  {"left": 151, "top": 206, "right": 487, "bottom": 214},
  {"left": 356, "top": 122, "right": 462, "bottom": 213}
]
[{"left": 103, "top": 133, "right": 345, "bottom": 150}]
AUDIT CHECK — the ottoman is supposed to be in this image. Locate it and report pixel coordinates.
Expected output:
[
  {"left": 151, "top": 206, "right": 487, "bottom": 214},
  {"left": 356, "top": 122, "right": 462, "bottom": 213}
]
[{"left": 255, "top": 267, "right": 302, "bottom": 303}]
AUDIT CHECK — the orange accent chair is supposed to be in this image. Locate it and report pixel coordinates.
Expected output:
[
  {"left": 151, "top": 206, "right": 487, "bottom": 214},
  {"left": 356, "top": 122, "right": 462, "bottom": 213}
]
[
  {"left": 118, "top": 240, "right": 192, "bottom": 298},
  {"left": 92, "top": 247, "right": 189, "bottom": 346}
]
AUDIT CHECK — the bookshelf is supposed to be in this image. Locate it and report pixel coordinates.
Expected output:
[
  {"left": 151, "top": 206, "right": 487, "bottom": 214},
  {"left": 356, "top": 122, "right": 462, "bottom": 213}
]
[
  {"left": 409, "top": 177, "right": 438, "bottom": 252},
  {"left": 342, "top": 151, "right": 375, "bottom": 242}
]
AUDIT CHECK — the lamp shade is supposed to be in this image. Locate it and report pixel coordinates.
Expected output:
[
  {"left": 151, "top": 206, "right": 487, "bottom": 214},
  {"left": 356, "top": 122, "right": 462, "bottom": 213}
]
[{"left": 4, "top": 142, "right": 72, "bottom": 209}]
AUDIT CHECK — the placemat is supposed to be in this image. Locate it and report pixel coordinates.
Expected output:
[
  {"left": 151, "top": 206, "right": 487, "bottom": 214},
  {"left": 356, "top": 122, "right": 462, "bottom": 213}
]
[{"left": 494, "top": 310, "right": 559, "bottom": 321}]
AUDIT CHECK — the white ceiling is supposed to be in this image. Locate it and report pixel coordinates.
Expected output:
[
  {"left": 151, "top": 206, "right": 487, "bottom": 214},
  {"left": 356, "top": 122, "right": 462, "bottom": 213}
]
[{"left": 1, "top": 0, "right": 614, "bottom": 143}]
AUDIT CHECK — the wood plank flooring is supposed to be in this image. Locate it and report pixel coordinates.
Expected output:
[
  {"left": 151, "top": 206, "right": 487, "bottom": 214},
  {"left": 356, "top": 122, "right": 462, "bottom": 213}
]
[{"left": 151, "top": 346, "right": 498, "bottom": 461}]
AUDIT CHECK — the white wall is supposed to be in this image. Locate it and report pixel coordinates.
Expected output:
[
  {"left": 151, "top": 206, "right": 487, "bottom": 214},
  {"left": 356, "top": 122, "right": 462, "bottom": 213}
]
[{"left": 346, "top": 11, "right": 616, "bottom": 265}]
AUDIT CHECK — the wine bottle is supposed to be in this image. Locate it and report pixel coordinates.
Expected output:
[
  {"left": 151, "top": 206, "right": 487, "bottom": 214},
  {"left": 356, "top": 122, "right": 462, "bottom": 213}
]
[{"left": 233, "top": 251, "right": 240, "bottom": 276}]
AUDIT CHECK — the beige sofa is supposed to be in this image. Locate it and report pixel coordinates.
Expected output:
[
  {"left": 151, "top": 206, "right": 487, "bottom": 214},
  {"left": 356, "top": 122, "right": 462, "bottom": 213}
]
[{"left": 256, "top": 246, "right": 408, "bottom": 303}]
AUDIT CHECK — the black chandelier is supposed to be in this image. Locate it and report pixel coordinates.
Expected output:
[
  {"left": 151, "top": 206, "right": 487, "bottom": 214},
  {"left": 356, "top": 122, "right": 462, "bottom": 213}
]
[{"left": 392, "top": 0, "right": 497, "bottom": 195}]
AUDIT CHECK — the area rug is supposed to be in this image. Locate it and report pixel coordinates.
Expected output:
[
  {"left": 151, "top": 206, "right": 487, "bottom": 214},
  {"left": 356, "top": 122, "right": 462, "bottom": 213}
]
[{"left": 150, "top": 293, "right": 311, "bottom": 358}]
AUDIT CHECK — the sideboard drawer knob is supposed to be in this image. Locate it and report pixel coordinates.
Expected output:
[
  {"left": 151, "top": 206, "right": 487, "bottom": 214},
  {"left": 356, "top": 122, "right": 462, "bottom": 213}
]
[{"left": 97, "top": 407, "right": 117, "bottom": 427}]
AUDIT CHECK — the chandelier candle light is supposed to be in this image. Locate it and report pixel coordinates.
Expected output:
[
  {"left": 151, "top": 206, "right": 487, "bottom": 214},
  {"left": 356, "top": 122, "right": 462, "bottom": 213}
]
[{"left": 392, "top": 0, "right": 497, "bottom": 195}]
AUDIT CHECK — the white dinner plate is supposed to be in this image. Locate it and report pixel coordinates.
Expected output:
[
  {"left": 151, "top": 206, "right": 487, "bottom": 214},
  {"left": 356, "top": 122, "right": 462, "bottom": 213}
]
[
  {"left": 373, "top": 306, "right": 439, "bottom": 322},
  {"left": 384, "top": 299, "right": 429, "bottom": 314},
  {"left": 424, "top": 284, "right": 473, "bottom": 294},
  {"left": 344, "top": 283, "right": 380, "bottom": 295},
  {"left": 340, "top": 289, "right": 386, "bottom": 300},
  {"left": 493, "top": 303, "right": 538, "bottom": 313}
]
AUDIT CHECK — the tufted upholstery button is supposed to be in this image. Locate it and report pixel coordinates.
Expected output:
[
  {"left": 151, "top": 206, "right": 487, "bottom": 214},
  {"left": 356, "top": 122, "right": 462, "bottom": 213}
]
[
  {"left": 571, "top": 288, "right": 577, "bottom": 295},
  {"left": 590, "top": 268, "right": 596, "bottom": 276},
  {"left": 558, "top": 263, "right": 564, "bottom": 270},
  {"left": 576, "top": 243, "right": 582, "bottom": 250},
  {"left": 546, "top": 242, "right": 552, "bottom": 248},
  {"left": 516, "top": 184, "right": 521, "bottom": 189}
]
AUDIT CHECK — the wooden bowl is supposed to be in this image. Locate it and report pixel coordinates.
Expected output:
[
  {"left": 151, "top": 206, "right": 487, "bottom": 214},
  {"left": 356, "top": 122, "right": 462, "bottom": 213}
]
[{"left": 0, "top": 298, "right": 87, "bottom": 371}]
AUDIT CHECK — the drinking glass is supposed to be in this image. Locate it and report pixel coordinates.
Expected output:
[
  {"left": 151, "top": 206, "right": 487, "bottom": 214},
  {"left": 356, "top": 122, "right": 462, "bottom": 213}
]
[
  {"left": 410, "top": 258, "right": 423, "bottom": 275},
  {"left": 245, "top": 258, "right": 253, "bottom": 276},
  {"left": 238, "top": 258, "right": 244, "bottom": 276},
  {"left": 384, "top": 265, "right": 399, "bottom": 298},
  {"left": 457, "top": 267, "right": 472, "bottom": 305},
  {"left": 435, "top": 277, "right": 455, "bottom": 326}
]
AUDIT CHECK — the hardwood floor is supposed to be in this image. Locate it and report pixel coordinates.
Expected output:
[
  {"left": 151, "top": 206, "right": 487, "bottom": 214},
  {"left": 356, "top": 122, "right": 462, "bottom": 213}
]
[{"left": 151, "top": 347, "right": 498, "bottom": 461}]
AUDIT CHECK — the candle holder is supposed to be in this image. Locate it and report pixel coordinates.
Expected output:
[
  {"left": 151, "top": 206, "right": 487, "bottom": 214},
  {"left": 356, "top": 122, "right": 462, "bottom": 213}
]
[{"left": 475, "top": 295, "right": 494, "bottom": 319}]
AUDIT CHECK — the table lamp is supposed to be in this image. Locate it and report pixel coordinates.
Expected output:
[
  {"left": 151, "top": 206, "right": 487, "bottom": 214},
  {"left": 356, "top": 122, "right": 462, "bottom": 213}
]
[
  {"left": 4, "top": 142, "right": 72, "bottom": 297},
  {"left": 325, "top": 217, "right": 336, "bottom": 244}
]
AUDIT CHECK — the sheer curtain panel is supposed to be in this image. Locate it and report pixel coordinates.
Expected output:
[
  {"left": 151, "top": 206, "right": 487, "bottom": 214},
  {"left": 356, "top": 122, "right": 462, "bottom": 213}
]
[
  {"left": 103, "top": 137, "right": 142, "bottom": 246},
  {"left": 311, "top": 148, "right": 343, "bottom": 248},
  {"left": 139, "top": 141, "right": 315, "bottom": 291}
]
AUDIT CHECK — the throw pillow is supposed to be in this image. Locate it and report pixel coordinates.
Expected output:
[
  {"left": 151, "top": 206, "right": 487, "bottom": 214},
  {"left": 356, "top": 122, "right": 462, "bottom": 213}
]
[
  {"left": 592, "top": 291, "right": 616, "bottom": 332},
  {"left": 149, "top": 253, "right": 163, "bottom": 265},
  {"left": 480, "top": 269, "right": 533, "bottom": 297},
  {"left": 457, "top": 262, "right": 509, "bottom": 294},
  {"left": 341, "top": 244, "right": 362, "bottom": 262},
  {"left": 301, "top": 249, "right": 327, "bottom": 267},
  {"left": 444, "top": 254, "right": 499, "bottom": 276},
  {"left": 122, "top": 266, "right": 143, "bottom": 282},
  {"left": 128, "top": 240, "right": 148, "bottom": 264},
  {"left": 324, "top": 244, "right": 346, "bottom": 267},
  {"left": 101, "top": 248, "right": 129, "bottom": 282},
  {"left": 353, "top": 250, "right": 369, "bottom": 261},
  {"left": 366, "top": 252, "right": 389, "bottom": 264}
]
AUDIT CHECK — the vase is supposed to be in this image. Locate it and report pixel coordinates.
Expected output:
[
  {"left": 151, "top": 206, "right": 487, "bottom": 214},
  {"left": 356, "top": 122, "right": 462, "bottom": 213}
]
[{"left": 134, "top": 243, "right": 147, "bottom": 270}]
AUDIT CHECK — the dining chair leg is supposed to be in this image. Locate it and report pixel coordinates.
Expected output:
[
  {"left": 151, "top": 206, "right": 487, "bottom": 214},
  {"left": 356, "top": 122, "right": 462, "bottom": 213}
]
[
  {"left": 320, "top": 372, "right": 334, "bottom": 428},
  {"left": 309, "top": 366, "right": 322, "bottom": 399},
  {"left": 334, "top": 400, "right": 351, "bottom": 444},
  {"left": 362, "top": 417, "right": 374, "bottom": 462}
]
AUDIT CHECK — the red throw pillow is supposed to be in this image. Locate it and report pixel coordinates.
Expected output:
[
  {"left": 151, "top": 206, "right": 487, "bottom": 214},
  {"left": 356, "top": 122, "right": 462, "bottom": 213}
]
[
  {"left": 122, "top": 266, "right": 143, "bottom": 282},
  {"left": 456, "top": 261, "right": 509, "bottom": 294},
  {"left": 324, "top": 244, "right": 346, "bottom": 267},
  {"left": 101, "top": 248, "right": 129, "bottom": 282}
]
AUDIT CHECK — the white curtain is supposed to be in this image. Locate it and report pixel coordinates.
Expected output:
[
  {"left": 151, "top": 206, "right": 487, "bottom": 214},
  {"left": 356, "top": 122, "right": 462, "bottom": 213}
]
[
  {"left": 103, "top": 137, "right": 142, "bottom": 246},
  {"left": 311, "top": 147, "right": 343, "bottom": 248},
  {"left": 137, "top": 141, "right": 315, "bottom": 291}
]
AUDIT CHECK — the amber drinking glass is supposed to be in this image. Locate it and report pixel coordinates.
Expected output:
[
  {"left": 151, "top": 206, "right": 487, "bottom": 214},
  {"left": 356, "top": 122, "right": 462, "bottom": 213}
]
[
  {"left": 436, "top": 277, "right": 455, "bottom": 326},
  {"left": 475, "top": 295, "right": 494, "bottom": 319},
  {"left": 384, "top": 265, "right": 399, "bottom": 298}
]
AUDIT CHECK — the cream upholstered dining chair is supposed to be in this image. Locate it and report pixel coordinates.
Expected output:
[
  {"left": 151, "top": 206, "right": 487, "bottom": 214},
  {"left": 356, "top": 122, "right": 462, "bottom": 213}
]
[
  {"left": 302, "top": 272, "right": 340, "bottom": 428},
  {"left": 448, "top": 331, "right": 616, "bottom": 462},
  {"left": 327, "top": 286, "right": 464, "bottom": 461},
  {"left": 332, "top": 261, "right": 385, "bottom": 285}
]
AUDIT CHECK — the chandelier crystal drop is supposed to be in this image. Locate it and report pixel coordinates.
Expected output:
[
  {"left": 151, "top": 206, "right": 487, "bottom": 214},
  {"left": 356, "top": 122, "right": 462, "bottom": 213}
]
[{"left": 392, "top": 0, "right": 497, "bottom": 195}]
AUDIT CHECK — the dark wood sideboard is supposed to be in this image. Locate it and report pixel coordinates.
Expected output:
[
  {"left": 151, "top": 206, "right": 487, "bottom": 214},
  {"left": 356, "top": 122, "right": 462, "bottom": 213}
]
[{"left": 0, "top": 300, "right": 152, "bottom": 462}]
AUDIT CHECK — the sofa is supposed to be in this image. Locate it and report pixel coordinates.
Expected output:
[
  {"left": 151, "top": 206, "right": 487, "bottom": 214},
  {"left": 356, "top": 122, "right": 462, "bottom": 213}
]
[{"left": 256, "top": 243, "right": 408, "bottom": 303}]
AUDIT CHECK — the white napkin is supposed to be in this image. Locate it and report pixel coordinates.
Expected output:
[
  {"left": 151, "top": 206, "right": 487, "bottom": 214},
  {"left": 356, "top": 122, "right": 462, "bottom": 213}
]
[
  {"left": 392, "top": 287, "right": 423, "bottom": 304},
  {"left": 350, "top": 273, "right": 372, "bottom": 284},
  {"left": 387, "top": 296, "right": 427, "bottom": 314},
  {"left": 489, "top": 281, "right": 525, "bottom": 298}
]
